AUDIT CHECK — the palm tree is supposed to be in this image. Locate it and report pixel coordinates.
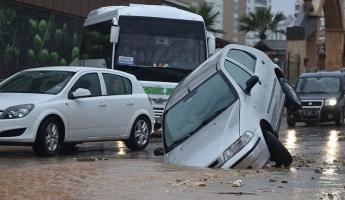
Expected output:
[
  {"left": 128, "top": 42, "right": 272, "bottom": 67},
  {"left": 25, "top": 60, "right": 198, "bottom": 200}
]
[
  {"left": 189, "top": 2, "right": 222, "bottom": 33},
  {"left": 239, "top": 7, "right": 286, "bottom": 40}
]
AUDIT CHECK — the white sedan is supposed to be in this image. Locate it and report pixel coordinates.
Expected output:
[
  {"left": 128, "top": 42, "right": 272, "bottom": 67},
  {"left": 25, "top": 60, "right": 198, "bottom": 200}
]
[{"left": 0, "top": 67, "right": 154, "bottom": 156}]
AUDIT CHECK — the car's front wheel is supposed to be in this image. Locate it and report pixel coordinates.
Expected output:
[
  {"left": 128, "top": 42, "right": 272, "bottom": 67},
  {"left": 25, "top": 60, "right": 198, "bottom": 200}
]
[
  {"left": 287, "top": 119, "right": 296, "bottom": 127},
  {"left": 263, "top": 130, "right": 292, "bottom": 167},
  {"left": 124, "top": 116, "right": 151, "bottom": 150},
  {"left": 335, "top": 108, "right": 344, "bottom": 127},
  {"left": 33, "top": 117, "right": 62, "bottom": 157},
  {"left": 279, "top": 78, "right": 301, "bottom": 112}
]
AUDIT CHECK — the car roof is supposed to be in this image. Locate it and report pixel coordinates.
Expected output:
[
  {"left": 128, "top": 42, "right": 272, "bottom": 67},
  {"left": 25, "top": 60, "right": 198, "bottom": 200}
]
[
  {"left": 24, "top": 66, "right": 135, "bottom": 78},
  {"left": 300, "top": 71, "right": 344, "bottom": 78}
]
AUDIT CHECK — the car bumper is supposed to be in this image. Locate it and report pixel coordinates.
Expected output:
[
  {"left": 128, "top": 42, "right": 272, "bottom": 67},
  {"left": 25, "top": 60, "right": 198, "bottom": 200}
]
[
  {"left": 0, "top": 117, "right": 37, "bottom": 143},
  {"left": 288, "top": 106, "right": 340, "bottom": 123},
  {"left": 220, "top": 136, "right": 270, "bottom": 169}
]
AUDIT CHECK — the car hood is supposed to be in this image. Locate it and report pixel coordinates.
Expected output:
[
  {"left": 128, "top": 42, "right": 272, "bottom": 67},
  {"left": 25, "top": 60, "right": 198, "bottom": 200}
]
[
  {"left": 298, "top": 93, "right": 340, "bottom": 101},
  {"left": 0, "top": 93, "right": 55, "bottom": 110},
  {"left": 164, "top": 101, "right": 241, "bottom": 168}
]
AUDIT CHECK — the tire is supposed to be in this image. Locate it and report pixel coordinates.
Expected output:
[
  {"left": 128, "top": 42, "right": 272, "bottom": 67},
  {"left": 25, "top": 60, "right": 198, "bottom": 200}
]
[
  {"left": 335, "top": 109, "right": 344, "bottom": 127},
  {"left": 33, "top": 117, "right": 63, "bottom": 157},
  {"left": 124, "top": 116, "right": 151, "bottom": 150},
  {"left": 263, "top": 130, "right": 292, "bottom": 167},
  {"left": 287, "top": 119, "right": 296, "bottom": 127},
  {"left": 279, "top": 78, "right": 301, "bottom": 112}
]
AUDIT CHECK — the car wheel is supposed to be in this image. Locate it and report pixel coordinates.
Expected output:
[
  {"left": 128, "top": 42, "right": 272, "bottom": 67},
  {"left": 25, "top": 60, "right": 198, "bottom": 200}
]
[
  {"left": 33, "top": 117, "right": 62, "bottom": 157},
  {"left": 263, "top": 130, "right": 292, "bottom": 167},
  {"left": 124, "top": 116, "right": 151, "bottom": 150},
  {"left": 335, "top": 109, "right": 344, "bottom": 127},
  {"left": 287, "top": 119, "right": 296, "bottom": 127},
  {"left": 279, "top": 78, "right": 301, "bottom": 112}
]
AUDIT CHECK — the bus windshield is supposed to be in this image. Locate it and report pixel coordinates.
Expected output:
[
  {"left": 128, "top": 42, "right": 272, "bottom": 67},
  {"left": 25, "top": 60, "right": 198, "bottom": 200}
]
[{"left": 80, "top": 16, "right": 207, "bottom": 82}]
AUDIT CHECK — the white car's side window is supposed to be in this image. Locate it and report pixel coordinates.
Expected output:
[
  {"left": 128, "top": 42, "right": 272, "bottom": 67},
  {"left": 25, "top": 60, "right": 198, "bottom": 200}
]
[
  {"left": 224, "top": 60, "right": 252, "bottom": 91},
  {"left": 70, "top": 73, "right": 102, "bottom": 97},
  {"left": 102, "top": 73, "right": 132, "bottom": 95},
  {"left": 227, "top": 49, "right": 256, "bottom": 72}
]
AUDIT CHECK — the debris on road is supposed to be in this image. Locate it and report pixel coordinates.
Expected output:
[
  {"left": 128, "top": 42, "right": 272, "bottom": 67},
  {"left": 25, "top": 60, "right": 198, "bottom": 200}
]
[
  {"left": 232, "top": 180, "right": 243, "bottom": 187},
  {"left": 75, "top": 157, "right": 97, "bottom": 162},
  {"left": 191, "top": 181, "right": 206, "bottom": 187},
  {"left": 281, "top": 180, "right": 288, "bottom": 183},
  {"left": 306, "top": 159, "right": 316, "bottom": 164},
  {"left": 314, "top": 168, "right": 322, "bottom": 173},
  {"left": 268, "top": 178, "right": 277, "bottom": 182}
]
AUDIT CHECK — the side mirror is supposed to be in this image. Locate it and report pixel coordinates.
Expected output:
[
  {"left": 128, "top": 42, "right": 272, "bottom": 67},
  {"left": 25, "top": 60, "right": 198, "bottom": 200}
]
[
  {"left": 245, "top": 75, "right": 259, "bottom": 95},
  {"left": 207, "top": 32, "right": 216, "bottom": 56},
  {"left": 72, "top": 88, "right": 91, "bottom": 99},
  {"left": 110, "top": 26, "right": 120, "bottom": 43},
  {"left": 153, "top": 147, "right": 165, "bottom": 156}
]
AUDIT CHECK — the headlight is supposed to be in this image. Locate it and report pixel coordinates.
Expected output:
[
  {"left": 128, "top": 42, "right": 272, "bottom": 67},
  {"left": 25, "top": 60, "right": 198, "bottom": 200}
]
[
  {"left": 223, "top": 131, "right": 254, "bottom": 162},
  {"left": 1, "top": 104, "right": 34, "bottom": 119},
  {"left": 325, "top": 98, "right": 337, "bottom": 106}
]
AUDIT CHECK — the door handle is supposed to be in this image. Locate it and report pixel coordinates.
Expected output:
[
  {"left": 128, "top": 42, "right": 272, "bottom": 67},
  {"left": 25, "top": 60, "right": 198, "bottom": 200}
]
[
  {"left": 98, "top": 102, "right": 107, "bottom": 107},
  {"left": 126, "top": 101, "right": 134, "bottom": 106}
]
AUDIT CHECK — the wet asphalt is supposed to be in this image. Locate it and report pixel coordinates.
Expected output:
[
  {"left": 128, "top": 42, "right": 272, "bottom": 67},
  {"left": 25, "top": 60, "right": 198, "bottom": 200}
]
[{"left": 0, "top": 116, "right": 345, "bottom": 199}]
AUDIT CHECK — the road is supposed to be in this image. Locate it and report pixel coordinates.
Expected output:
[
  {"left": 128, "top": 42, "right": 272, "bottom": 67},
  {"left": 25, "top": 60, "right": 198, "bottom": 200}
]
[{"left": 0, "top": 117, "right": 345, "bottom": 199}]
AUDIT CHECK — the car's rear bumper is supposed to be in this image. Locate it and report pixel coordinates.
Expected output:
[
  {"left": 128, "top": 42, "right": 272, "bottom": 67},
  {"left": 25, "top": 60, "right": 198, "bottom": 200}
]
[
  {"left": 220, "top": 136, "right": 270, "bottom": 169},
  {"left": 288, "top": 106, "right": 341, "bottom": 123}
]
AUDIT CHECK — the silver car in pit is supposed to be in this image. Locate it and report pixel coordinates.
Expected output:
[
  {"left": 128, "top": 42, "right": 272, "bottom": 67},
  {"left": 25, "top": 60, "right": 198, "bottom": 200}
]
[{"left": 158, "top": 44, "right": 300, "bottom": 169}]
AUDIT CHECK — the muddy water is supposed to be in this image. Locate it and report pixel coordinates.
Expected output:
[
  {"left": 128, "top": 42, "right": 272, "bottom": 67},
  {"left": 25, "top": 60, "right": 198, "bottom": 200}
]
[{"left": 0, "top": 118, "right": 344, "bottom": 199}]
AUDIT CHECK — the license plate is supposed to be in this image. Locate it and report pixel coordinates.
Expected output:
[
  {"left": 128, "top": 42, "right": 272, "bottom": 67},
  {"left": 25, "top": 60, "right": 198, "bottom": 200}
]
[{"left": 302, "top": 110, "right": 318, "bottom": 116}]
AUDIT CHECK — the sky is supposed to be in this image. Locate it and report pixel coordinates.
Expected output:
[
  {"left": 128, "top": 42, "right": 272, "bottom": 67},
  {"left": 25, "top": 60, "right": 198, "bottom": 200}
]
[{"left": 271, "top": 0, "right": 296, "bottom": 16}]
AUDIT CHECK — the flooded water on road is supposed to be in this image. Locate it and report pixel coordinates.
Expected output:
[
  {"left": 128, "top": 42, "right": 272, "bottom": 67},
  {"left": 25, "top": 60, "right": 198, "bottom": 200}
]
[{"left": 0, "top": 118, "right": 345, "bottom": 199}]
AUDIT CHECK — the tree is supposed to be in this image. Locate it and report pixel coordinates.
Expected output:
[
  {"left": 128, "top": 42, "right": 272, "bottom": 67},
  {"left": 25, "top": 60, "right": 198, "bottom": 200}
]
[
  {"left": 189, "top": 2, "right": 222, "bottom": 33},
  {"left": 239, "top": 7, "right": 286, "bottom": 40}
]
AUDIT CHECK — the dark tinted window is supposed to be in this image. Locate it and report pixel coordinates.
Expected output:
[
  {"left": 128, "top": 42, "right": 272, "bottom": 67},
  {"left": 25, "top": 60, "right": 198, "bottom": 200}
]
[
  {"left": 296, "top": 77, "right": 340, "bottom": 94},
  {"left": 224, "top": 60, "right": 252, "bottom": 90},
  {"left": 71, "top": 73, "right": 101, "bottom": 97},
  {"left": 227, "top": 49, "right": 256, "bottom": 72},
  {"left": 0, "top": 71, "right": 74, "bottom": 94},
  {"left": 103, "top": 73, "right": 132, "bottom": 95},
  {"left": 80, "top": 21, "right": 112, "bottom": 67}
]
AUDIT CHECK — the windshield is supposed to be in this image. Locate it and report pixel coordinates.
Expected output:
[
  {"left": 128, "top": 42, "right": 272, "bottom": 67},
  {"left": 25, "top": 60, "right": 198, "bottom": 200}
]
[
  {"left": 80, "top": 21, "right": 112, "bottom": 67},
  {"left": 296, "top": 77, "right": 341, "bottom": 94},
  {"left": 116, "top": 16, "right": 206, "bottom": 70},
  {"left": 0, "top": 71, "right": 75, "bottom": 94},
  {"left": 163, "top": 72, "right": 238, "bottom": 152}
]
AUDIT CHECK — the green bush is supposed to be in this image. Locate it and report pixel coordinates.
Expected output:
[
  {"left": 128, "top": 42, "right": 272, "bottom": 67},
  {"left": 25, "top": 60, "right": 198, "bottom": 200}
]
[
  {"left": 60, "top": 58, "right": 67, "bottom": 66},
  {"left": 33, "top": 34, "right": 42, "bottom": 51},
  {"left": 38, "top": 19, "right": 48, "bottom": 37},
  {"left": 28, "top": 19, "right": 37, "bottom": 36},
  {"left": 50, "top": 52, "right": 59, "bottom": 65},
  {"left": 26, "top": 49, "right": 36, "bottom": 65},
  {"left": 72, "top": 47, "right": 79, "bottom": 60},
  {"left": 38, "top": 49, "right": 50, "bottom": 66}
]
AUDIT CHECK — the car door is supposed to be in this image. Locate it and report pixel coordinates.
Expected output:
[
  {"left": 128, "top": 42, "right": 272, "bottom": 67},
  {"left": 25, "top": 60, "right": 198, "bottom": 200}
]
[
  {"left": 101, "top": 72, "right": 135, "bottom": 138},
  {"left": 226, "top": 48, "right": 269, "bottom": 111},
  {"left": 68, "top": 72, "right": 106, "bottom": 139}
]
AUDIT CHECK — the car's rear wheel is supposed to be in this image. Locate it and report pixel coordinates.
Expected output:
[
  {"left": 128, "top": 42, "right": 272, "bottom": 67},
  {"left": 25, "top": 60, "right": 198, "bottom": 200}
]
[
  {"left": 263, "top": 130, "right": 292, "bottom": 167},
  {"left": 124, "top": 116, "right": 151, "bottom": 150},
  {"left": 335, "top": 108, "right": 344, "bottom": 127},
  {"left": 33, "top": 117, "right": 62, "bottom": 157},
  {"left": 279, "top": 78, "right": 301, "bottom": 112},
  {"left": 287, "top": 119, "right": 296, "bottom": 127}
]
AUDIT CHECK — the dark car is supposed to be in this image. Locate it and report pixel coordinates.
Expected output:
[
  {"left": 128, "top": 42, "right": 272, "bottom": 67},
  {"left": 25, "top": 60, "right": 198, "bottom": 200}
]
[{"left": 287, "top": 71, "right": 345, "bottom": 127}]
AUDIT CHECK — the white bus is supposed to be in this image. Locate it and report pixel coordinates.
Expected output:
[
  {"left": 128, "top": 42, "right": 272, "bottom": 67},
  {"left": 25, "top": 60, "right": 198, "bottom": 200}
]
[{"left": 79, "top": 4, "right": 215, "bottom": 125}]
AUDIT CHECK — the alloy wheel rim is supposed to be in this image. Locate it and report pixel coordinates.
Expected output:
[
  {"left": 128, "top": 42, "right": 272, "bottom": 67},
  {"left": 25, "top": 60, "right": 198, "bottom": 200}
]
[
  {"left": 45, "top": 123, "right": 59, "bottom": 152},
  {"left": 134, "top": 120, "right": 149, "bottom": 145}
]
